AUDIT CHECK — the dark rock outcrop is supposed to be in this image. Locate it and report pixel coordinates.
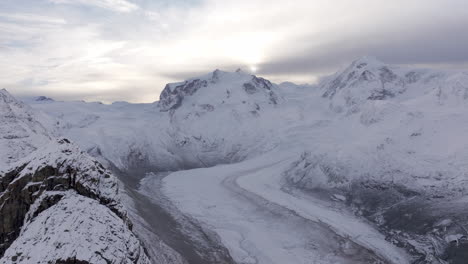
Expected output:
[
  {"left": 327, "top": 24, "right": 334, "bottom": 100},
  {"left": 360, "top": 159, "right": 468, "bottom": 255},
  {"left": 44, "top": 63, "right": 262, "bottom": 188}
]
[{"left": 159, "top": 79, "right": 209, "bottom": 111}]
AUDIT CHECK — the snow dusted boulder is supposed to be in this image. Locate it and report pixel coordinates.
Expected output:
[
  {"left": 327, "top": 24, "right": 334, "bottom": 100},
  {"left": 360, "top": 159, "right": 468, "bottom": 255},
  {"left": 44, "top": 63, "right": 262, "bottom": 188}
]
[{"left": 0, "top": 138, "right": 150, "bottom": 263}]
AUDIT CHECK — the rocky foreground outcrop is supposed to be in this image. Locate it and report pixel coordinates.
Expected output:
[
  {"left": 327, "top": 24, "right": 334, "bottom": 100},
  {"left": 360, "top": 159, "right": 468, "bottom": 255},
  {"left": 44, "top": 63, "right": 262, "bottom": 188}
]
[
  {"left": 0, "top": 88, "right": 150, "bottom": 263},
  {"left": 0, "top": 138, "right": 150, "bottom": 263}
]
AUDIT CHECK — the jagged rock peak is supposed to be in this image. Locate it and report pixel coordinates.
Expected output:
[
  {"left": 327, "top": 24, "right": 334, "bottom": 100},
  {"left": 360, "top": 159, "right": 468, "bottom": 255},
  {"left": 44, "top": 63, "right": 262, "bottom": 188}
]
[
  {"left": 34, "top": 96, "right": 54, "bottom": 102},
  {"left": 158, "top": 69, "right": 279, "bottom": 112}
]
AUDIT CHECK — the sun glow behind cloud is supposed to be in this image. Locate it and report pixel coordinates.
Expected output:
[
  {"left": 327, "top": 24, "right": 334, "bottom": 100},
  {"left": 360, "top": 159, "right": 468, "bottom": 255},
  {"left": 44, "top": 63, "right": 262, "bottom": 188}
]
[{"left": 0, "top": 0, "right": 467, "bottom": 103}]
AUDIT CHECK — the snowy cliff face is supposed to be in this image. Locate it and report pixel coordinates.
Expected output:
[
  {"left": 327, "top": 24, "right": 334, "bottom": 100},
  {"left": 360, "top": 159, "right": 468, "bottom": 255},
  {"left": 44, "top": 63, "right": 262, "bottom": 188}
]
[
  {"left": 0, "top": 139, "right": 150, "bottom": 263},
  {"left": 0, "top": 91, "right": 150, "bottom": 263},
  {"left": 0, "top": 89, "right": 51, "bottom": 170}
]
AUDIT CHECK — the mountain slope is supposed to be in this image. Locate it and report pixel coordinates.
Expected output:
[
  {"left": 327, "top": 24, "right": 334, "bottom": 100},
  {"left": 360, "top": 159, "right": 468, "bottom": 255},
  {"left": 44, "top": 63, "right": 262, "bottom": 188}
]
[
  {"left": 156, "top": 69, "right": 283, "bottom": 168},
  {"left": 0, "top": 89, "right": 51, "bottom": 170},
  {"left": 0, "top": 138, "right": 151, "bottom": 263},
  {"left": 0, "top": 90, "right": 151, "bottom": 264}
]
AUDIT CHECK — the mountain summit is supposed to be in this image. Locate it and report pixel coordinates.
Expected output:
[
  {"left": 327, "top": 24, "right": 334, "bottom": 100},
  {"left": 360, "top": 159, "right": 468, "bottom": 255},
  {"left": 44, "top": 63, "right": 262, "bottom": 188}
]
[
  {"left": 320, "top": 56, "right": 468, "bottom": 113},
  {"left": 158, "top": 69, "right": 280, "bottom": 112}
]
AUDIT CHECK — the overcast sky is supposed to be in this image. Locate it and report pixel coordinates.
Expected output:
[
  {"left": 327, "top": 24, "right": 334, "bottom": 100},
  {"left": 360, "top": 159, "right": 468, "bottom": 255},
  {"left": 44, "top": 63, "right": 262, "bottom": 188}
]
[{"left": 1, "top": 0, "right": 467, "bottom": 103}]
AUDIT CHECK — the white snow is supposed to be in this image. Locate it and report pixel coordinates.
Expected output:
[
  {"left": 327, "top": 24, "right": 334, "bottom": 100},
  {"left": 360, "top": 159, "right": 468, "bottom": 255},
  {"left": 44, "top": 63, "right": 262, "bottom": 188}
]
[
  {"left": 0, "top": 89, "right": 51, "bottom": 170},
  {"left": 8, "top": 57, "right": 468, "bottom": 263},
  {"left": 162, "top": 150, "right": 410, "bottom": 264},
  {"left": 1, "top": 191, "right": 150, "bottom": 264},
  {"left": 0, "top": 92, "right": 151, "bottom": 263}
]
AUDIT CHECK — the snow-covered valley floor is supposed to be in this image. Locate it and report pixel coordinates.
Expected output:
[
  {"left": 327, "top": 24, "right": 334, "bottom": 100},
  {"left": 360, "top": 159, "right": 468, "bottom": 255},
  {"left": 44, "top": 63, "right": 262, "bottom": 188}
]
[{"left": 140, "top": 150, "right": 409, "bottom": 264}]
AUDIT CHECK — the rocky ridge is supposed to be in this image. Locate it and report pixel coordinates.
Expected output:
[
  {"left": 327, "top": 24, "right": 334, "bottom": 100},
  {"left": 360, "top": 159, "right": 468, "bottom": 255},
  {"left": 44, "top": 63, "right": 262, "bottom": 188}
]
[{"left": 0, "top": 90, "right": 150, "bottom": 263}]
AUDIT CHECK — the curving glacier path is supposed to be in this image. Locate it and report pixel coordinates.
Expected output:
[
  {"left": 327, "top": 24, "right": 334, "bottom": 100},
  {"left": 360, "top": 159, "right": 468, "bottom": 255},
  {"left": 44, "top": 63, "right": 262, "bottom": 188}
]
[{"left": 139, "top": 148, "right": 410, "bottom": 264}]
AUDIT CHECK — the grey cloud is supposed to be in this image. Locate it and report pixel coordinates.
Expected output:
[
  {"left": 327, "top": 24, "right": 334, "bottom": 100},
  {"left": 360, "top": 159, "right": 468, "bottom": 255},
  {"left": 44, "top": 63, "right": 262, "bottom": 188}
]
[
  {"left": 259, "top": 17, "right": 468, "bottom": 78},
  {"left": 158, "top": 63, "right": 245, "bottom": 81}
]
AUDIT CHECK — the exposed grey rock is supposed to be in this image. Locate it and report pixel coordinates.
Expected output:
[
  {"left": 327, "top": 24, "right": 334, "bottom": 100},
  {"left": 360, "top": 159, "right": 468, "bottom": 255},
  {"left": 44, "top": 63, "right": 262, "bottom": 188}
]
[
  {"left": 34, "top": 96, "right": 54, "bottom": 102},
  {"left": 0, "top": 139, "right": 150, "bottom": 263},
  {"left": 159, "top": 79, "right": 208, "bottom": 111}
]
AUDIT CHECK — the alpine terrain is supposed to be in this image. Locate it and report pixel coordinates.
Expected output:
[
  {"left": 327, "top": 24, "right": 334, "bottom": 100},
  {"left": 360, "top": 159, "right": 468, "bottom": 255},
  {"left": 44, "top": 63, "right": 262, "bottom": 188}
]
[{"left": 1, "top": 57, "right": 468, "bottom": 264}]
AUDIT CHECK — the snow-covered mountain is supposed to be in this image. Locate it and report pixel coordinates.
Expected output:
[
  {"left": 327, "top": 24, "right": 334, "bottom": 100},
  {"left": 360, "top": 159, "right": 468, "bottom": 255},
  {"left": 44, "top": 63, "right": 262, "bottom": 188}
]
[
  {"left": 322, "top": 56, "right": 468, "bottom": 114},
  {"left": 0, "top": 89, "right": 52, "bottom": 170},
  {"left": 26, "top": 69, "right": 285, "bottom": 174},
  {"left": 0, "top": 91, "right": 151, "bottom": 263},
  {"left": 3, "top": 57, "right": 468, "bottom": 264},
  {"left": 156, "top": 69, "right": 283, "bottom": 167},
  {"left": 159, "top": 69, "right": 280, "bottom": 112}
]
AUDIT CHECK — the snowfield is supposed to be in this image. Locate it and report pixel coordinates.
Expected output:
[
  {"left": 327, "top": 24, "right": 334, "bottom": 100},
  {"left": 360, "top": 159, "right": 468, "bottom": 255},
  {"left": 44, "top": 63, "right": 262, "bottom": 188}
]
[{"left": 2, "top": 57, "right": 468, "bottom": 263}]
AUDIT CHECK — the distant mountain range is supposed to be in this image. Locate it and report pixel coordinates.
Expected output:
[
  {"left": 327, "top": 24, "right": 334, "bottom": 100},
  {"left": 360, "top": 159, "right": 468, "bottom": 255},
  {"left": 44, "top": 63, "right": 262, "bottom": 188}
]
[{"left": 1, "top": 57, "right": 468, "bottom": 263}]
